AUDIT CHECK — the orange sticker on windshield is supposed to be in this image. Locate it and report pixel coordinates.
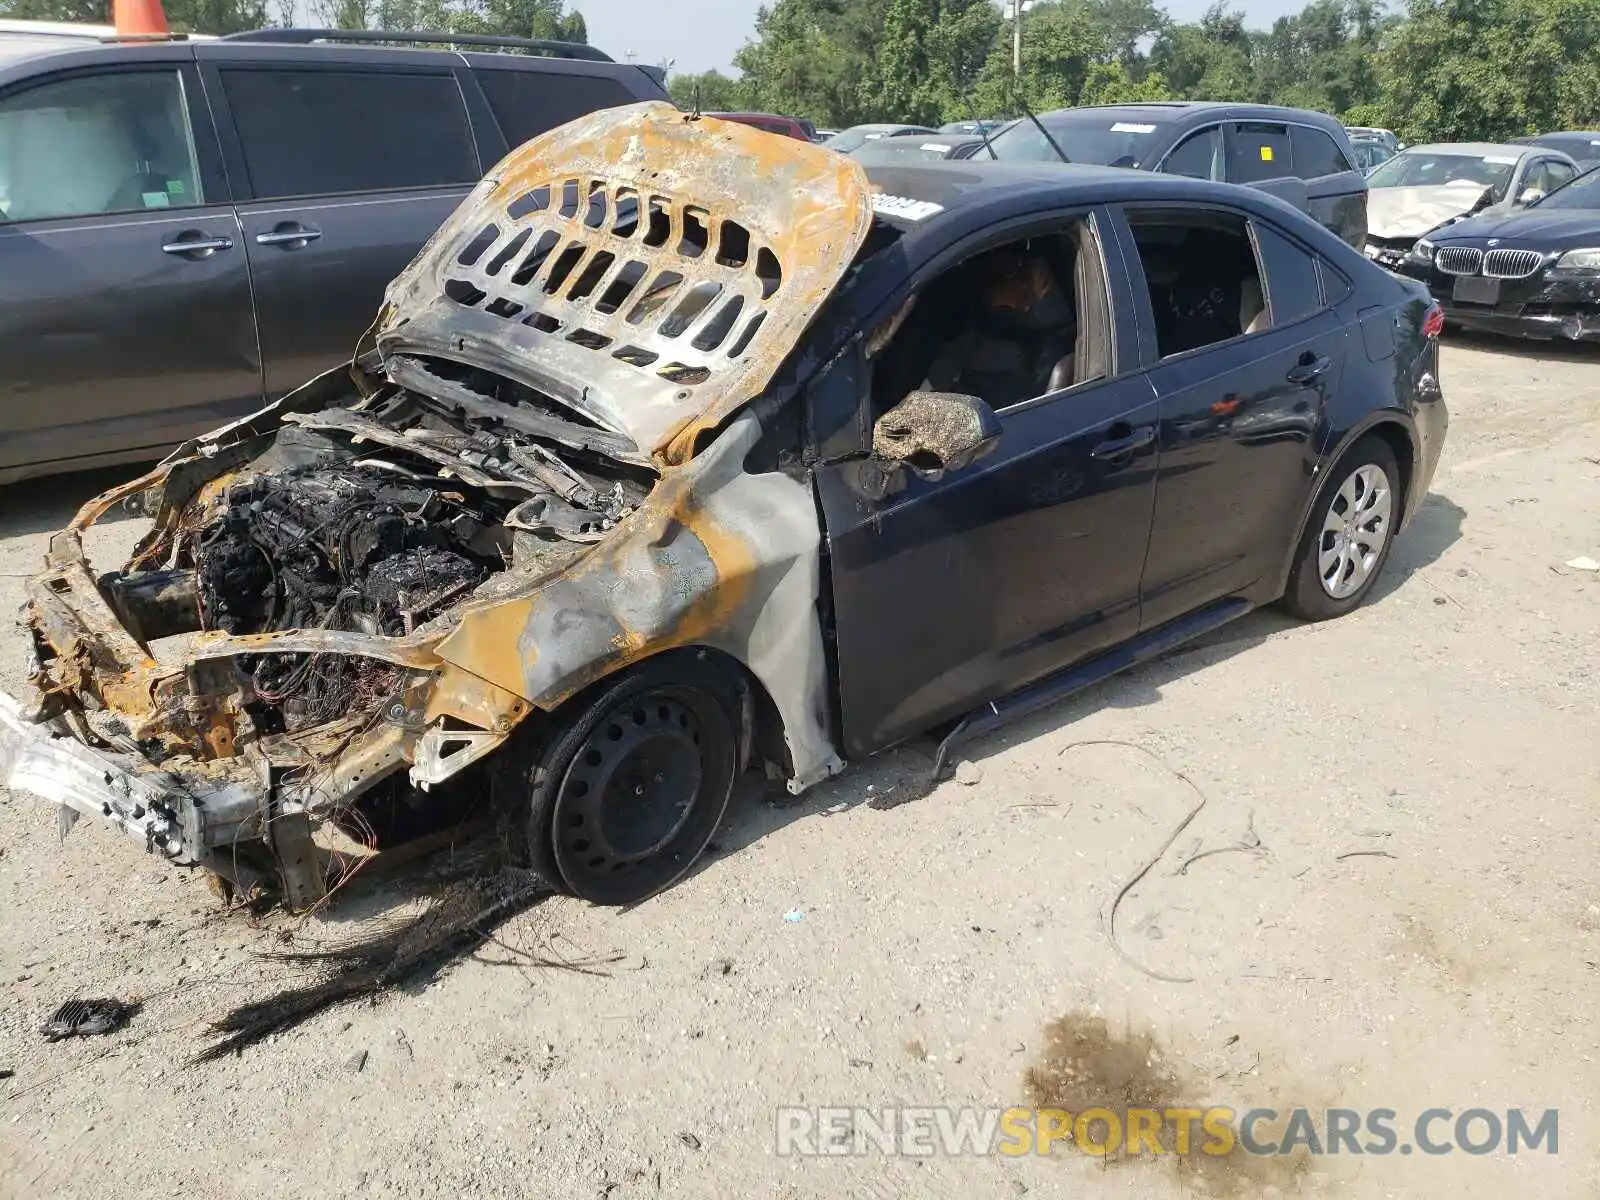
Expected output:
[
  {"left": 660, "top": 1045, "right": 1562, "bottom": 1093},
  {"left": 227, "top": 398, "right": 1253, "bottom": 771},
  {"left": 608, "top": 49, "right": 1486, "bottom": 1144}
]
[{"left": 1260, "top": 145, "right": 1274, "bottom": 161}]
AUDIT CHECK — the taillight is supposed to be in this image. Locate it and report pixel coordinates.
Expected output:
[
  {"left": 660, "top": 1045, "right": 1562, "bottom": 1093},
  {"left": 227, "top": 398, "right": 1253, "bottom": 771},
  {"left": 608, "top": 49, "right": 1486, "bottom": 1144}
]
[{"left": 1422, "top": 302, "right": 1445, "bottom": 339}]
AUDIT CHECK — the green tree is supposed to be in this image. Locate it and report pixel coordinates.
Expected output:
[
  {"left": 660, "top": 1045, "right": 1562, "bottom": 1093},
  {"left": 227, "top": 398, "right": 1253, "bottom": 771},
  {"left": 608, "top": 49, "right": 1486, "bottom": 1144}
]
[
  {"left": 969, "top": 0, "right": 1116, "bottom": 116},
  {"left": 0, "top": 0, "right": 267, "bottom": 29},
  {"left": 865, "top": 0, "right": 1000, "bottom": 125},
  {"left": 1078, "top": 60, "right": 1171, "bottom": 103},
  {"left": 1149, "top": 3, "right": 1253, "bottom": 99},
  {"left": 667, "top": 69, "right": 746, "bottom": 112},
  {"left": 734, "top": 0, "right": 878, "bottom": 126},
  {"left": 1374, "top": 0, "right": 1600, "bottom": 141},
  {"left": 1087, "top": 0, "right": 1168, "bottom": 70}
]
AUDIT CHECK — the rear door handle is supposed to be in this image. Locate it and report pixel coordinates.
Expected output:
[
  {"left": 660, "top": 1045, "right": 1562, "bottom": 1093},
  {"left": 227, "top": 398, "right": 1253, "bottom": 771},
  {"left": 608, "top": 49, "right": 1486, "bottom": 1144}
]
[
  {"left": 161, "top": 233, "right": 234, "bottom": 259},
  {"left": 1090, "top": 424, "right": 1156, "bottom": 460},
  {"left": 255, "top": 223, "right": 322, "bottom": 249},
  {"left": 1286, "top": 354, "right": 1332, "bottom": 384}
]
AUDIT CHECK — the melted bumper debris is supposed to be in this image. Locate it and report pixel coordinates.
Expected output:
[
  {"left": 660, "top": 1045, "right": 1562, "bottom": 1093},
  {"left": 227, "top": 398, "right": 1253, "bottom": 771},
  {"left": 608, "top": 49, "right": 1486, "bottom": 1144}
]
[
  {"left": 41, "top": 998, "right": 140, "bottom": 1041},
  {"left": 193, "top": 866, "right": 558, "bottom": 1061}
]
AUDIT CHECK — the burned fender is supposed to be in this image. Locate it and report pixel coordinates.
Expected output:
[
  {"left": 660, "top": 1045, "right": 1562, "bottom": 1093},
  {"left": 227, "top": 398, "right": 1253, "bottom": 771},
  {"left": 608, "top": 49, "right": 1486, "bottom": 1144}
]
[{"left": 433, "top": 409, "right": 842, "bottom": 792}]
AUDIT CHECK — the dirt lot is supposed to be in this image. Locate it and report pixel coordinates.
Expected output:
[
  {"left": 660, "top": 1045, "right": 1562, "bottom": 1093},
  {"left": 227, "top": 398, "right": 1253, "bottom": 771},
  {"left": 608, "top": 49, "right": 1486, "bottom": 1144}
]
[{"left": 0, "top": 334, "right": 1597, "bottom": 1199}]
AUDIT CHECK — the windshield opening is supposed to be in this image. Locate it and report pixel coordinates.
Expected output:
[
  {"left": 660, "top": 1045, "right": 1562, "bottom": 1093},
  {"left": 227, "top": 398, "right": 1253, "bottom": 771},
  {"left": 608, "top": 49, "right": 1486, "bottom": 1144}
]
[{"left": 989, "top": 113, "right": 1169, "bottom": 167}]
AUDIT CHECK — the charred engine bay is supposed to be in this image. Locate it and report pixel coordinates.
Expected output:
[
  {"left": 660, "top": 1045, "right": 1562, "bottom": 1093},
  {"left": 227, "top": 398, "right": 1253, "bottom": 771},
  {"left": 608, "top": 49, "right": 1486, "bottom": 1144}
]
[{"left": 104, "top": 360, "right": 655, "bottom": 734}]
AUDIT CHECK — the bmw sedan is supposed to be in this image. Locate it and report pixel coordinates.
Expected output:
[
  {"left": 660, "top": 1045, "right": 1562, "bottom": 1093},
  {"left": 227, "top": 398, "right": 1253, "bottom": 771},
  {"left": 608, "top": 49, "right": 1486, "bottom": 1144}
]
[
  {"left": 1397, "top": 163, "right": 1600, "bottom": 341},
  {"left": 0, "top": 104, "right": 1448, "bottom": 909}
]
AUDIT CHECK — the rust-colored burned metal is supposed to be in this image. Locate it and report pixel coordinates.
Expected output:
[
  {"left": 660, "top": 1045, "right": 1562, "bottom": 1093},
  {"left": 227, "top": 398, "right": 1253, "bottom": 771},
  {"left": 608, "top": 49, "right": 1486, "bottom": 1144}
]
[
  {"left": 379, "top": 101, "right": 874, "bottom": 466},
  {"left": 8, "top": 104, "right": 859, "bottom": 908}
]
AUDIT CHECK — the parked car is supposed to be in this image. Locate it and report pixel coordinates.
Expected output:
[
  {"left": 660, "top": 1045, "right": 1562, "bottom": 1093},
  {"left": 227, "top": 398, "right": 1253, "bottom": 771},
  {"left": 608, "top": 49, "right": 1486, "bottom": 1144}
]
[
  {"left": 0, "top": 103, "right": 1447, "bottom": 909},
  {"left": 939, "top": 119, "right": 1011, "bottom": 136},
  {"left": 812, "top": 127, "right": 839, "bottom": 142},
  {"left": 844, "top": 131, "right": 991, "bottom": 163},
  {"left": 1361, "top": 142, "right": 1580, "bottom": 270},
  {"left": 821, "top": 123, "right": 937, "bottom": 153},
  {"left": 1350, "top": 137, "right": 1394, "bottom": 173},
  {"left": 984, "top": 102, "right": 1370, "bottom": 248},
  {"left": 1510, "top": 131, "right": 1600, "bottom": 172},
  {"left": 1345, "top": 126, "right": 1401, "bottom": 153},
  {"left": 705, "top": 111, "right": 814, "bottom": 140},
  {"left": 0, "top": 27, "right": 671, "bottom": 484},
  {"left": 1397, "top": 163, "right": 1600, "bottom": 341}
]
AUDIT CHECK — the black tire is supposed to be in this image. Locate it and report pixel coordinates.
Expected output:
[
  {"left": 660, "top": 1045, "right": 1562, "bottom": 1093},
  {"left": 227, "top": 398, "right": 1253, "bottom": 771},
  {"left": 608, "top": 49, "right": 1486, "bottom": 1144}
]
[
  {"left": 1281, "top": 436, "right": 1401, "bottom": 621},
  {"left": 519, "top": 653, "right": 741, "bottom": 905}
]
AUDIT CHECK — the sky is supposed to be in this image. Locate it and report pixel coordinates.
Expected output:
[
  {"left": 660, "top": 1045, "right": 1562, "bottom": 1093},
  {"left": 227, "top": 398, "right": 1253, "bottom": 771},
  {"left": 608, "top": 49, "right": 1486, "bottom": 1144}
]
[{"left": 579, "top": 0, "right": 1314, "bottom": 75}]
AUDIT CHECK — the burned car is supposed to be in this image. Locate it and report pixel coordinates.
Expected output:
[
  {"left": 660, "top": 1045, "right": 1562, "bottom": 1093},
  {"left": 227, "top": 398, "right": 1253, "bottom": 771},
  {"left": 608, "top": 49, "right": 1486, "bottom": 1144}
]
[{"left": 1, "top": 103, "right": 1448, "bottom": 910}]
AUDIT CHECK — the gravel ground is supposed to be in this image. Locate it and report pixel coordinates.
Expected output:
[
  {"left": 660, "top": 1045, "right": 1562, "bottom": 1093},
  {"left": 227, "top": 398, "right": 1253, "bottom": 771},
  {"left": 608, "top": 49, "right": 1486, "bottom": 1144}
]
[{"left": 0, "top": 334, "right": 1597, "bottom": 1199}]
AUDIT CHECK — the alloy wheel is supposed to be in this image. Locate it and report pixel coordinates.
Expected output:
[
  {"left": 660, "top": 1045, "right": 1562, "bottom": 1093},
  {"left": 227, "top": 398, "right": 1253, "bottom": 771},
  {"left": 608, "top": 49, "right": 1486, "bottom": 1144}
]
[{"left": 1317, "top": 463, "right": 1393, "bottom": 600}]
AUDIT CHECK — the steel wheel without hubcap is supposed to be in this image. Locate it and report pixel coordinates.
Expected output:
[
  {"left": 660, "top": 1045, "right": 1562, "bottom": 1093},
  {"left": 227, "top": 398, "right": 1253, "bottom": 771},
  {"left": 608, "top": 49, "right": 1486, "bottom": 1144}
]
[
  {"left": 549, "top": 685, "right": 734, "bottom": 904},
  {"left": 1317, "top": 463, "right": 1392, "bottom": 600}
]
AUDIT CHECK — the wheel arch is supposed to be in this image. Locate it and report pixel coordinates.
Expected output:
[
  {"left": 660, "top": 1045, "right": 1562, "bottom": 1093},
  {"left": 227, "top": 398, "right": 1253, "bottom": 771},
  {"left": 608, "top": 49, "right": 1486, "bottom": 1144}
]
[
  {"left": 538, "top": 643, "right": 790, "bottom": 782},
  {"left": 1272, "top": 412, "right": 1418, "bottom": 598}
]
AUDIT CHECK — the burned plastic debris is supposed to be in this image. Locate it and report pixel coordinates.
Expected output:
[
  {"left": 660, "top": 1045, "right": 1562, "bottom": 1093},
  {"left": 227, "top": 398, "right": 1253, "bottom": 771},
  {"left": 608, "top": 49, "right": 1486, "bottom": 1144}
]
[{"left": 41, "top": 997, "right": 140, "bottom": 1041}]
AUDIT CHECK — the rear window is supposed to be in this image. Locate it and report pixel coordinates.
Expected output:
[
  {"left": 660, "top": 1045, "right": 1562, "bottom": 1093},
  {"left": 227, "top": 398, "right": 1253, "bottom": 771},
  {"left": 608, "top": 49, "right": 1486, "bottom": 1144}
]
[
  {"left": 850, "top": 140, "right": 955, "bottom": 164},
  {"left": 1230, "top": 122, "right": 1292, "bottom": 183},
  {"left": 1290, "top": 125, "right": 1353, "bottom": 179},
  {"left": 222, "top": 68, "right": 478, "bottom": 199},
  {"left": 990, "top": 113, "right": 1171, "bottom": 167},
  {"left": 476, "top": 69, "right": 638, "bottom": 148}
]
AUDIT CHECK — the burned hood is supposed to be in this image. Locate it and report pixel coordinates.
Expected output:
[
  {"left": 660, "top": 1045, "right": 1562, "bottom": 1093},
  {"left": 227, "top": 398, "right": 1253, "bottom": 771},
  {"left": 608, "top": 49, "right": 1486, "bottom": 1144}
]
[
  {"left": 378, "top": 102, "right": 874, "bottom": 465},
  {"left": 1368, "top": 184, "right": 1490, "bottom": 239}
]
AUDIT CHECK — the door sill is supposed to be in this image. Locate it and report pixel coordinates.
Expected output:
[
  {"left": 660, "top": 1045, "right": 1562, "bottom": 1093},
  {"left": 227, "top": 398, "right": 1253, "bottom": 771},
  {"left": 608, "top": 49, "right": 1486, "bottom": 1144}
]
[{"left": 930, "top": 597, "right": 1253, "bottom": 777}]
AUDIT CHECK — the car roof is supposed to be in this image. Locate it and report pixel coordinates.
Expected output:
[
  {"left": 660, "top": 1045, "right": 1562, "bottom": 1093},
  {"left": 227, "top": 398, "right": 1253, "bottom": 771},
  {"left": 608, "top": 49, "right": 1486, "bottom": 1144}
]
[
  {"left": 1401, "top": 141, "right": 1539, "bottom": 157},
  {"left": 0, "top": 30, "right": 658, "bottom": 88},
  {"left": 860, "top": 158, "right": 1329, "bottom": 229},
  {"left": 0, "top": 20, "right": 209, "bottom": 67},
  {"left": 1042, "top": 101, "right": 1344, "bottom": 128}
]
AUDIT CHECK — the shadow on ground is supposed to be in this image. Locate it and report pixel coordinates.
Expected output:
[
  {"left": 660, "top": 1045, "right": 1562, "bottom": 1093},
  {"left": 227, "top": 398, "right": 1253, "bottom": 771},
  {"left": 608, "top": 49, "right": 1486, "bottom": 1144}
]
[
  {"left": 1445, "top": 326, "right": 1599, "bottom": 364},
  {"left": 0, "top": 464, "right": 155, "bottom": 537},
  {"left": 695, "top": 489, "right": 1465, "bottom": 878},
  {"left": 151, "top": 487, "right": 1468, "bottom": 1056}
]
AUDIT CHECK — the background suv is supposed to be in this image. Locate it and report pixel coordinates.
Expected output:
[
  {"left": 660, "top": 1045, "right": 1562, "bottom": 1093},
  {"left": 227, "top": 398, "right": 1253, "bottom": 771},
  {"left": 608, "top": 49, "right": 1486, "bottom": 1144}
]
[
  {"left": 985, "top": 101, "right": 1370, "bottom": 249},
  {"left": 0, "top": 29, "right": 669, "bottom": 483}
]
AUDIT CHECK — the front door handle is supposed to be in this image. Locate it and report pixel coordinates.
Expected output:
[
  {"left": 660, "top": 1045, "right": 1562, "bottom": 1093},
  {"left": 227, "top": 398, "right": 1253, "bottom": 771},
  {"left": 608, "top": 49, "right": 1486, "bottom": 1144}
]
[
  {"left": 1090, "top": 423, "right": 1156, "bottom": 460},
  {"left": 255, "top": 222, "right": 322, "bottom": 249},
  {"left": 1286, "top": 353, "right": 1332, "bottom": 385},
  {"left": 161, "top": 232, "right": 234, "bottom": 259}
]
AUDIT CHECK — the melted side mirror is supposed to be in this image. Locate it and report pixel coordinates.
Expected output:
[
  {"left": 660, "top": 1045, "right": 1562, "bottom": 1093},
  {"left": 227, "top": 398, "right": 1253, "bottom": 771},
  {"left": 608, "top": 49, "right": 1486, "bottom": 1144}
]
[
  {"left": 872, "top": 390, "right": 1001, "bottom": 484},
  {"left": 1517, "top": 186, "right": 1545, "bottom": 206}
]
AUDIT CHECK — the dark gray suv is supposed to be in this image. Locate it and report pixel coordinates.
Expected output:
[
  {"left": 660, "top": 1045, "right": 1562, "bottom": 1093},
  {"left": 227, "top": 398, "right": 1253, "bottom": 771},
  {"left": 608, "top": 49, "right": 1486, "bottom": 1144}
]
[
  {"left": 987, "top": 102, "right": 1370, "bottom": 251},
  {"left": 0, "top": 30, "right": 669, "bottom": 483}
]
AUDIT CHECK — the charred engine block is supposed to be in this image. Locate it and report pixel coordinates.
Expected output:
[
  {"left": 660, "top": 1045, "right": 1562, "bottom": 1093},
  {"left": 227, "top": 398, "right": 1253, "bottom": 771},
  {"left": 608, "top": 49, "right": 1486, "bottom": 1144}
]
[{"left": 194, "top": 467, "right": 492, "bottom": 639}]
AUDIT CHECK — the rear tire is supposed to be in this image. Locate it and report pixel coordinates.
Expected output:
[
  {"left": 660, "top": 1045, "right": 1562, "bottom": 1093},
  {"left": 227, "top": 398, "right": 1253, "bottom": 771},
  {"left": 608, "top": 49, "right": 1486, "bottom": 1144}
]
[
  {"left": 519, "top": 654, "right": 741, "bottom": 905},
  {"left": 1282, "top": 437, "right": 1400, "bottom": 621}
]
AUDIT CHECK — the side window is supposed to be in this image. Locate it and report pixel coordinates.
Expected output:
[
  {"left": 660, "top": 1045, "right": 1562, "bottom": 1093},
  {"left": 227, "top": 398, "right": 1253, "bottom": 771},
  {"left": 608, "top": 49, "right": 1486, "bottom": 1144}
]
[
  {"left": 868, "top": 218, "right": 1114, "bottom": 419},
  {"left": 1528, "top": 159, "right": 1575, "bottom": 195},
  {"left": 1230, "top": 122, "right": 1292, "bottom": 183},
  {"left": 477, "top": 70, "right": 637, "bottom": 148},
  {"left": 1127, "top": 209, "right": 1268, "bottom": 358},
  {"left": 1290, "top": 125, "right": 1353, "bottom": 180},
  {"left": 0, "top": 70, "right": 203, "bottom": 222},
  {"left": 1318, "top": 257, "right": 1353, "bottom": 305},
  {"left": 1251, "top": 222, "right": 1322, "bottom": 326},
  {"left": 220, "top": 69, "right": 478, "bottom": 199},
  {"left": 1164, "top": 126, "right": 1223, "bottom": 180}
]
